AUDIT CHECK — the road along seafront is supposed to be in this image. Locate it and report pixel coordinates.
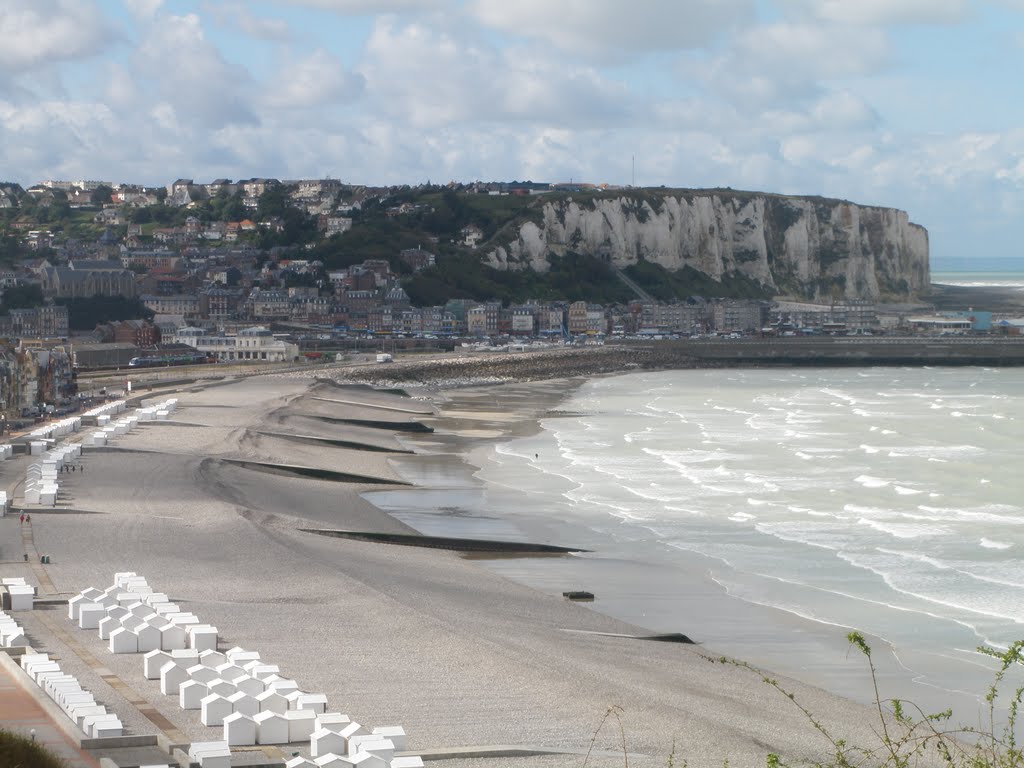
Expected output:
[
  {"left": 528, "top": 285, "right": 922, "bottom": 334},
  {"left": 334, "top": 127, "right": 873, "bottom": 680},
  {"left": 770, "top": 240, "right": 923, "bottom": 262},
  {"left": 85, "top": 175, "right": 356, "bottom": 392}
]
[{"left": 0, "top": 372, "right": 910, "bottom": 768}]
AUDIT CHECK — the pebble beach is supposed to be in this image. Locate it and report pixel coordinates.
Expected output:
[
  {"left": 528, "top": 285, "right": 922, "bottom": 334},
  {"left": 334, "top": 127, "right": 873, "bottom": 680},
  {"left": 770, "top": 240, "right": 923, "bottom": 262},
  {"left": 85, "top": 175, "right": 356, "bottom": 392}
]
[{"left": 0, "top": 370, "right": 907, "bottom": 768}]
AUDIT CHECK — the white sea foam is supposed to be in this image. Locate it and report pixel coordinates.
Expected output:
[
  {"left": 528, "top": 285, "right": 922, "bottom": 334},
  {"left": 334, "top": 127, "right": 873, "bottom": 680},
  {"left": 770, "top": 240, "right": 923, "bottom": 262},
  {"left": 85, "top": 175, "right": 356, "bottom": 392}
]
[
  {"left": 855, "top": 474, "right": 890, "bottom": 488},
  {"left": 915, "top": 504, "right": 1024, "bottom": 525},
  {"left": 844, "top": 503, "right": 892, "bottom": 517},
  {"left": 980, "top": 538, "right": 1013, "bottom": 550},
  {"left": 894, "top": 485, "right": 923, "bottom": 496},
  {"left": 858, "top": 517, "right": 945, "bottom": 539},
  {"left": 473, "top": 366, "right": 1024, "bottom": 697}
]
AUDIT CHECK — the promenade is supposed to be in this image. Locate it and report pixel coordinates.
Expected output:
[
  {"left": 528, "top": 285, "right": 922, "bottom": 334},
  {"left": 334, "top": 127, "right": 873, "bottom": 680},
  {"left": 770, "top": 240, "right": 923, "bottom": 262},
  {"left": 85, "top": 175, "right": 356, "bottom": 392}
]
[{"left": 0, "top": 653, "right": 99, "bottom": 768}]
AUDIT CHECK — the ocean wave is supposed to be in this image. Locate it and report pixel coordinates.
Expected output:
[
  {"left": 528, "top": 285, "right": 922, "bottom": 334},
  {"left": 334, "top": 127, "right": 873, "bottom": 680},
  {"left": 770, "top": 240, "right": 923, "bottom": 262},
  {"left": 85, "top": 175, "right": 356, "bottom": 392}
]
[
  {"left": 858, "top": 517, "right": 947, "bottom": 539},
  {"left": 841, "top": 551, "right": 1024, "bottom": 622},
  {"left": 886, "top": 444, "right": 985, "bottom": 459},
  {"left": 707, "top": 569, "right": 989, "bottom": 644},
  {"left": 489, "top": 366, "right": 1024, "bottom": 672},
  {"left": 755, "top": 521, "right": 848, "bottom": 552},
  {"left": 918, "top": 505, "right": 1024, "bottom": 526},
  {"left": 894, "top": 485, "right": 924, "bottom": 496},
  {"left": 662, "top": 505, "right": 707, "bottom": 517},
  {"left": 624, "top": 426, "right": 656, "bottom": 443},
  {"left": 844, "top": 503, "right": 892, "bottom": 516},
  {"left": 743, "top": 473, "right": 780, "bottom": 492},
  {"left": 642, "top": 447, "right": 747, "bottom": 465},
  {"left": 876, "top": 547, "right": 948, "bottom": 570},
  {"left": 980, "top": 538, "right": 1013, "bottom": 550},
  {"left": 855, "top": 474, "right": 890, "bottom": 488}
]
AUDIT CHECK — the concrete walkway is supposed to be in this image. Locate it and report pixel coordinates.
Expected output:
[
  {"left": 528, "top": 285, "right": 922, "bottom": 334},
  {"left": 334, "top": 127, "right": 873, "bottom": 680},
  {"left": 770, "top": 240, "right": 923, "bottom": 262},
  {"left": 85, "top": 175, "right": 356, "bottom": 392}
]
[{"left": 0, "top": 656, "right": 99, "bottom": 768}]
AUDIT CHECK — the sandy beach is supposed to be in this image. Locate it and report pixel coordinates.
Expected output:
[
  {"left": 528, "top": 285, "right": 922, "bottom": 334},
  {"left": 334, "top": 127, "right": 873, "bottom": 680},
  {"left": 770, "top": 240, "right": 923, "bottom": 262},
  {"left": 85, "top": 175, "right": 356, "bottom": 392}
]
[{"left": 0, "top": 372, "right": 910, "bottom": 767}]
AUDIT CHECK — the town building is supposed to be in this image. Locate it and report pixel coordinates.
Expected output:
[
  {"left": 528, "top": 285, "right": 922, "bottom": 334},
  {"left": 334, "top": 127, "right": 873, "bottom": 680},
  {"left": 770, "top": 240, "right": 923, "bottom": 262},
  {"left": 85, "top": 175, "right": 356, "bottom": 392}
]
[
  {"left": 174, "top": 326, "right": 299, "bottom": 362},
  {"left": 37, "top": 258, "right": 137, "bottom": 299},
  {"left": 0, "top": 304, "right": 69, "bottom": 339}
]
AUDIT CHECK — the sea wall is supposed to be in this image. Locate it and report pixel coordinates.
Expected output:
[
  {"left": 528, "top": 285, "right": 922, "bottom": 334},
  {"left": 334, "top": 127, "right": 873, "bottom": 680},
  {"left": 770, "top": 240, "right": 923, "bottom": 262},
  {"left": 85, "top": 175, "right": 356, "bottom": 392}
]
[
  {"left": 328, "top": 338, "right": 1024, "bottom": 389},
  {"left": 487, "top": 192, "right": 930, "bottom": 301}
]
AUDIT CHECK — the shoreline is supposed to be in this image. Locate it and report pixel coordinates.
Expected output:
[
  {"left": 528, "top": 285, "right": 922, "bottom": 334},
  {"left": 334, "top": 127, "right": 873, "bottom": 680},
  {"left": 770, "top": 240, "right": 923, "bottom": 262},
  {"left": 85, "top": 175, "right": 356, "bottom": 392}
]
[
  {"left": 0, "top": 372, "right": 943, "bottom": 767},
  {"left": 368, "top": 371, "right": 1002, "bottom": 727}
]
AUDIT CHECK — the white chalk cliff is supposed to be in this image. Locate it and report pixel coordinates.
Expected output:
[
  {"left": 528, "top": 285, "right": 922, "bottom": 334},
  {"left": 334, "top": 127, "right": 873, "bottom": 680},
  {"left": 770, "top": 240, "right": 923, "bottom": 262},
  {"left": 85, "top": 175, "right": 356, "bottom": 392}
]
[{"left": 486, "top": 192, "right": 929, "bottom": 300}]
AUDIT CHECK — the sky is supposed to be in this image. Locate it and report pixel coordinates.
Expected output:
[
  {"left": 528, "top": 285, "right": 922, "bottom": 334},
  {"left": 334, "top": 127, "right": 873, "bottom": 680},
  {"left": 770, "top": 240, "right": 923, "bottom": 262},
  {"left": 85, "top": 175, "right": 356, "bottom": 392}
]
[{"left": 2, "top": 0, "right": 1024, "bottom": 267}]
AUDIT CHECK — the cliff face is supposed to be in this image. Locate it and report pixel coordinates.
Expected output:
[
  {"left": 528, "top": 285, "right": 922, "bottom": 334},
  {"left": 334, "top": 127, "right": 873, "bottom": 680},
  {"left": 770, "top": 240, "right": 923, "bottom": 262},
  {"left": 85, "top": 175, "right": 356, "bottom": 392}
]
[{"left": 486, "top": 192, "right": 929, "bottom": 300}]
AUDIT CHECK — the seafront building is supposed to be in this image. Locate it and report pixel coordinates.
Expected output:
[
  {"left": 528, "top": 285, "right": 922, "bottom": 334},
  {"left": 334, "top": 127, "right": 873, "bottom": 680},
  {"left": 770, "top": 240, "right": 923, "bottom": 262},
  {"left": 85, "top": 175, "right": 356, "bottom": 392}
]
[{"left": 172, "top": 326, "right": 300, "bottom": 363}]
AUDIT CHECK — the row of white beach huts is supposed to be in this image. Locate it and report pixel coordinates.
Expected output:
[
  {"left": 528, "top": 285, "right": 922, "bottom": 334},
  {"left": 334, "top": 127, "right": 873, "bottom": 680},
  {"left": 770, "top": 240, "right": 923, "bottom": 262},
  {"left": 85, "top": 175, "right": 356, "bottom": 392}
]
[
  {"left": 64, "top": 572, "right": 422, "bottom": 768},
  {"left": 20, "top": 398, "right": 178, "bottom": 507}
]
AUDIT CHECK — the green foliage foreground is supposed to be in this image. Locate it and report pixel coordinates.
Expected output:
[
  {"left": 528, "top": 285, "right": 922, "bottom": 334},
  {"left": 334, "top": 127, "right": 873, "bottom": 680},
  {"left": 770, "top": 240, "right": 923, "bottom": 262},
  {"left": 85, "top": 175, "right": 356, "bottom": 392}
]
[
  {"left": 0, "top": 729, "right": 65, "bottom": 768},
  {"left": 584, "top": 634, "right": 1024, "bottom": 768}
]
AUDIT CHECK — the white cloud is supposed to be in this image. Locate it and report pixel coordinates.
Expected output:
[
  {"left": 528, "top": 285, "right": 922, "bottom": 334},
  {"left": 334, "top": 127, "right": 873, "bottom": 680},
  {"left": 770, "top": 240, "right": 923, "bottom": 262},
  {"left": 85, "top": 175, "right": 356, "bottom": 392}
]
[
  {"left": 0, "top": 98, "right": 117, "bottom": 178},
  {"left": 123, "top": 0, "right": 165, "bottom": 20},
  {"left": 263, "top": 49, "right": 364, "bottom": 109},
  {"left": 132, "top": 11, "right": 258, "bottom": 129},
  {"left": 784, "top": 0, "right": 970, "bottom": 25},
  {"left": 470, "top": 0, "right": 754, "bottom": 60},
  {"left": 205, "top": 2, "right": 293, "bottom": 40},
  {"left": 277, "top": 0, "right": 449, "bottom": 13},
  {"left": 103, "top": 64, "right": 141, "bottom": 111},
  {"left": 0, "top": 0, "right": 117, "bottom": 72},
  {"left": 735, "top": 22, "right": 892, "bottom": 82},
  {"left": 358, "top": 20, "right": 630, "bottom": 128},
  {"left": 809, "top": 90, "right": 879, "bottom": 130}
]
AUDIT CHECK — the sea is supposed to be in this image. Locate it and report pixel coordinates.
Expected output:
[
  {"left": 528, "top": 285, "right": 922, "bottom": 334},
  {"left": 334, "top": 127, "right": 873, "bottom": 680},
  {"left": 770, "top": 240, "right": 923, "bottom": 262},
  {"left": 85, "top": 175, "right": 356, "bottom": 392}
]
[
  {"left": 932, "top": 255, "right": 1024, "bottom": 290},
  {"left": 368, "top": 262, "right": 1024, "bottom": 726}
]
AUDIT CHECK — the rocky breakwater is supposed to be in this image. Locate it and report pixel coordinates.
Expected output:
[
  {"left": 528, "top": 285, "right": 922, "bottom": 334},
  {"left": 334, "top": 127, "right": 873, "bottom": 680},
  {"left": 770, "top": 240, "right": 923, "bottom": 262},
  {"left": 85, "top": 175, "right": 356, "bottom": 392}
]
[
  {"left": 327, "top": 346, "right": 711, "bottom": 388},
  {"left": 487, "top": 190, "right": 929, "bottom": 301}
]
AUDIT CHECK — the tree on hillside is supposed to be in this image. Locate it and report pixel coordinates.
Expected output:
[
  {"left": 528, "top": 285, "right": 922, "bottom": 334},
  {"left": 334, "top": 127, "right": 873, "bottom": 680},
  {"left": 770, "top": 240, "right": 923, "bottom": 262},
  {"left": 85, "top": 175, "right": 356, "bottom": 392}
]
[
  {"left": 90, "top": 185, "right": 114, "bottom": 206},
  {"left": 0, "top": 283, "right": 44, "bottom": 313},
  {"left": 56, "top": 295, "right": 154, "bottom": 331},
  {"left": 0, "top": 232, "right": 26, "bottom": 264},
  {"left": 223, "top": 193, "right": 246, "bottom": 222},
  {"left": 256, "top": 185, "right": 290, "bottom": 219},
  {"left": 130, "top": 207, "right": 153, "bottom": 224}
]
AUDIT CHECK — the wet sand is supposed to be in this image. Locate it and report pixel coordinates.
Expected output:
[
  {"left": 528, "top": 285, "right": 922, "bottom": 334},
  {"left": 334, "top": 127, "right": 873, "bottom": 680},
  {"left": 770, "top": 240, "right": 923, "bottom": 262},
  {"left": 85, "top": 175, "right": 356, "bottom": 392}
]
[{"left": 0, "top": 373, "right": 905, "bottom": 767}]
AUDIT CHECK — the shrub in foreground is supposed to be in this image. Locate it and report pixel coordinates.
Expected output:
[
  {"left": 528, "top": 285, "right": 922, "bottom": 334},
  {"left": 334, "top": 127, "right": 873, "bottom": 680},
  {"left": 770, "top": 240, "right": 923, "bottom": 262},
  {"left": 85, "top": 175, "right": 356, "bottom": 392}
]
[
  {"left": 585, "top": 633, "right": 1024, "bottom": 767},
  {"left": 0, "top": 729, "right": 65, "bottom": 768}
]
